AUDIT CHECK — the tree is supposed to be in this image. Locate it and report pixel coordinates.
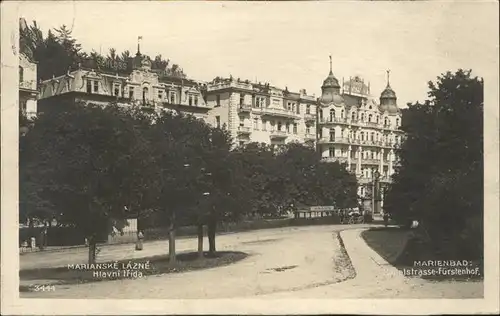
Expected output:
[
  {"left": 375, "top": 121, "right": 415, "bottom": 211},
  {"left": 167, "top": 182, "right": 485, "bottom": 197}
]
[
  {"left": 20, "top": 102, "right": 153, "bottom": 263},
  {"left": 385, "top": 69, "right": 483, "bottom": 260}
]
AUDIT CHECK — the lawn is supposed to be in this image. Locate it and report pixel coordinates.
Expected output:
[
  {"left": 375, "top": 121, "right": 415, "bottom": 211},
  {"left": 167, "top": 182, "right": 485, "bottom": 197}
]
[{"left": 362, "top": 227, "right": 483, "bottom": 282}]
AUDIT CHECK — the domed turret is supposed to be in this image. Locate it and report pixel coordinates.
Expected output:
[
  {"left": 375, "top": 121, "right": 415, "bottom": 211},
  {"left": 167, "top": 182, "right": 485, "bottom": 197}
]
[
  {"left": 379, "top": 70, "right": 398, "bottom": 114},
  {"left": 319, "top": 55, "right": 343, "bottom": 105}
]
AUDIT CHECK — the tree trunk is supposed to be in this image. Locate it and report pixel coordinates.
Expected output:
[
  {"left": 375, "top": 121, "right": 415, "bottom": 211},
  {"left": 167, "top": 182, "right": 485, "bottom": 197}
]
[
  {"left": 88, "top": 236, "right": 97, "bottom": 264},
  {"left": 208, "top": 216, "right": 216, "bottom": 255},
  {"left": 168, "top": 211, "right": 176, "bottom": 264},
  {"left": 197, "top": 223, "right": 204, "bottom": 259}
]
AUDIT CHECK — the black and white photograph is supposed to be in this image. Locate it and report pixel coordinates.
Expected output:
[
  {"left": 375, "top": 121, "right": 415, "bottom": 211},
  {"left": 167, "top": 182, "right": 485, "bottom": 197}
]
[{"left": 1, "top": 0, "right": 499, "bottom": 314}]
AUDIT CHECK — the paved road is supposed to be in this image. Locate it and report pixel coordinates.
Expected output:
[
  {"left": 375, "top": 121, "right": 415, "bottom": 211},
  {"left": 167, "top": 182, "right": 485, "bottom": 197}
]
[{"left": 20, "top": 224, "right": 483, "bottom": 299}]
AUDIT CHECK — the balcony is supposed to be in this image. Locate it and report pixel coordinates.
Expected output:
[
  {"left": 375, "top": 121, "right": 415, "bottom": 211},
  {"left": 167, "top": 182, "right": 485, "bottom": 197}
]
[
  {"left": 318, "top": 117, "right": 349, "bottom": 125},
  {"left": 303, "top": 113, "right": 316, "bottom": 122},
  {"left": 206, "top": 81, "right": 253, "bottom": 92},
  {"left": 365, "top": 122, "right": 381, "bottom": 128},
  {"left": 269, "top": 130, "right": 288, "bottom": 139},
  {"left": 361, "top": 159, "right": 381, "bottom": 165},
  {"left": 19, "top": 80, "right": 37, "bottom": 91},
  {"left": 304, "top": 133, "right": 316, "bottom": 141},
  {"left": 318, "top": 137, "right": 351, "bottom": 145},
  {"left": 237, "top": 104, "right": 252, "bottom": 113},
  {"left": 237, "top": 126, "right": 252, "bottom": 135},
  {"left": 322, "top": 157, "right": 348, "bottom": 164},
  {"left": 261, "top": 107, "right": 300, "bottom": 119}
]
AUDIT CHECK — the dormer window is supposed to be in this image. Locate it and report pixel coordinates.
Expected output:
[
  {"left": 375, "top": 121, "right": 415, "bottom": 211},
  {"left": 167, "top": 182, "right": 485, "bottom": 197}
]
[
  {"left": 368, "top": 114, "right": 372, "bottom": 122},
  {"left": 158, "top": 90, "right": 163, "bottom": 100},
  {"left": 170, "top": 92, "right": 176, "bottom": 104},
  {"left": 93, "top": 81, "right": 98, "bottom": 93},
  {"left": 114, "top": 85, "right": 120, "bottom": 97},
  {"left": 129, "top": 87, "right": 135, "bottom": 99}
]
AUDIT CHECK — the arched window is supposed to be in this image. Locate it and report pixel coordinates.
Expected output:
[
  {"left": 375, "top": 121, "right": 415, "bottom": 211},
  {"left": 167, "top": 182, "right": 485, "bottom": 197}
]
[
  {"left": 341, "top": 109, "right": 345, "bottom": 118},
  {"left": 19, "top": 66, "right": 24, "bottom": 82},
  {"left": 368, "top": 114, "right": 372, "bottom": 122},
  {"left": 319, "top": 109, "right": 323, "bottom": 120},
  {"left": 370, "top": 132, "right": 374, "bottom": 141},
  {"left": 361, "top": 131, "right": 364, "bottom": 141},
  {"left": 143, "top": 87, "right": 149, "bottom": 104},
  {"left": 396, "top": 118, "right": 400, "bottom": 127},
  {"left": 330, "top": 109, "right": 335, "bottom": 122},
  {"left": 351, "top": 111, "right": 356, "bottom": 121},
  {"left": 376, "top": 115, "right": 380, "bottom": 123},
  {"left": 361, "top": 113, "right": 365, "bottom": 122},
  {"left": 384, "top": 117, "right": 389, "bottom": 126}
]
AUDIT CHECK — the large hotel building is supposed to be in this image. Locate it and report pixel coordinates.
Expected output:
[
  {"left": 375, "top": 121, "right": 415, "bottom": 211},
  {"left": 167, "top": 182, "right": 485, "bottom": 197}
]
[{"left": 36, "top": 44, "right": 403, "bottom": 212}]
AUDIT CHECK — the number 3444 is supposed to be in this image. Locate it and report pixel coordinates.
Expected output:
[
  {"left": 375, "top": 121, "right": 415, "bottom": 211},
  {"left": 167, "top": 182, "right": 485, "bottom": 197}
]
[{"left": 30, "top": 284, "right": 56, "bottom": 292}]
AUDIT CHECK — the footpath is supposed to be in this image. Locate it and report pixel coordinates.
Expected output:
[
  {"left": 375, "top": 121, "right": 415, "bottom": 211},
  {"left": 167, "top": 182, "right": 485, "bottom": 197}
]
[{"left": 257, "top": 228, "right": 483, "bottom": 298}]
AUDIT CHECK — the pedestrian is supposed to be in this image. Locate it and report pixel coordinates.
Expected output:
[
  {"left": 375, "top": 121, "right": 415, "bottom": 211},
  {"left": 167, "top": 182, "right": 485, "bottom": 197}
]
[
  {"left": 383, "top": 213, "right": 389, "bottom": 227},
  {"left": 136, "top": 231, "right": 144, "bottom": 251}
]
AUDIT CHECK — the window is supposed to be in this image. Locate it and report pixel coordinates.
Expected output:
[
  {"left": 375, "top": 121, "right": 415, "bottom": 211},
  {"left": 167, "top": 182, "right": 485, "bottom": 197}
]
[
  {"left": 396, "top": 118, "right": 400, "bottom": 127},
  {"left": 262, "top": 120, "right": 267, "bottom": 131},
  {"left": 293, "top": 123, "right": 297, "bottom": 134},
  {"left": 371, "top": 132, "right": 374, "bottom": 141},
  {"left": 142, "top": 87, "right": 149, "bottom": 104},
  {"left": 361, "top": 113, "right": 365, "bottom": 122},
  {"left": 216, "top": 95, "right": 221, "bottom": 106},
  {"left": 351, "top": 112, "right": 356, "bottom": 121},
  {"left": 87, "top": 80, "right": 92, "bottom": 94},
  {"left": 287, "top": 102, "right": 292, "bottom": 111},
  {"left": 158, "top": 90, "right": 163, "bottom": 100},
  {"left": 384, "top": 117, "right": 389, "bottom": 126},
  {"left": 270, "top": 122, "right": 275, "bottom": 131},
  {"left": 240, "top": 94, "right": 244, "bottom": 105},
  {"left": 189, "top": 95, "right": 193, "bottom": 106},
  {"left": 194, "top": 96, "right": 198, "bottom": 106},
  {"left": 277, "top": 122, "right": 282, "bottom": 131},
  {"left": 329, "top": 147, "right": 335, "bottom": 157},
  {"left": 19, "top": 66, "right": 24, "bottom": 82},
  {"left": 305, "top": 125, "right": 310, "bottom": 135},
  {"left": 216, "top": 116, "right": 221, "bottom": 128},
  {"left": 376, "top": 115, "right": 380, "bottom": 123},
  {"left": 341, "top": 109, "right": 345, "bottom": 118},
  {"left": 361, "top": 132, "right": 364, "bottom": 141},
  {"left": 129, "top": 87, "right": 134, "bottom": 99},
  {"left": 329, "top": 130, "right": 335, "bottom": 141},
  {"left": 329, "top": 109, "right": 335, "bottom": 122},
  {"left": 114, "top": 85, "right": 120, "bottom": 97},
  {"left": 286, "top": 123, "right": 290, "bottom": 133},
  {"left": 306, "top": 105, "right": 311, "bottom": 114},
  {"left": 170, "top": 92, "right": 175, "bottom": 104},
  {"left": 93, "top": 81, "right": 98, "bottom": 93},
  {"left": 319, "top": 109, "right": 323, "bottom": 120},
  {"left": 254, "top": 118, "right": 259, "bottom": 130},
  {"left": 368, "top": 114, "right": 372, "bottom": 122}
]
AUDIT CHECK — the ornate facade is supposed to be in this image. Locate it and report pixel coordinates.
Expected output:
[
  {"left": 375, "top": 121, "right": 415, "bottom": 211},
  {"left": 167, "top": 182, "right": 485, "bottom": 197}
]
[
  {"left": 204, "top": 77, "right": 317, "bottom": 147},
  {"left": 38, "top": 46, "right": 212, "bottom": 123},
  {"left": 19, "top": 53, "right": 38, "bottom": 119},
  {"left": 317, "top": 57, "right": 403, "bottom": 212}
]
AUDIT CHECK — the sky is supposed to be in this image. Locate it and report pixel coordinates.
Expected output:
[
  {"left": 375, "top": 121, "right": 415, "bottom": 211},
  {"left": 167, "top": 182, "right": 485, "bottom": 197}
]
[{"left": 14, "top": 1, "right": 498, "bottom": 107}]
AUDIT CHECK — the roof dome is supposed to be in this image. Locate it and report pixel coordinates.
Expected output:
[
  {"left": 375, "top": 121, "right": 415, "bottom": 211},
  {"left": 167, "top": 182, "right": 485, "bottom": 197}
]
[
  {"left": 323, "top": 71, "right": 340, "bottom": 88},
  {"left": 380, "top": 85, "right": 396, "bottom": 99},
  {"left": 320, "top": 90, "right": 344, "bottom": 105}
]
